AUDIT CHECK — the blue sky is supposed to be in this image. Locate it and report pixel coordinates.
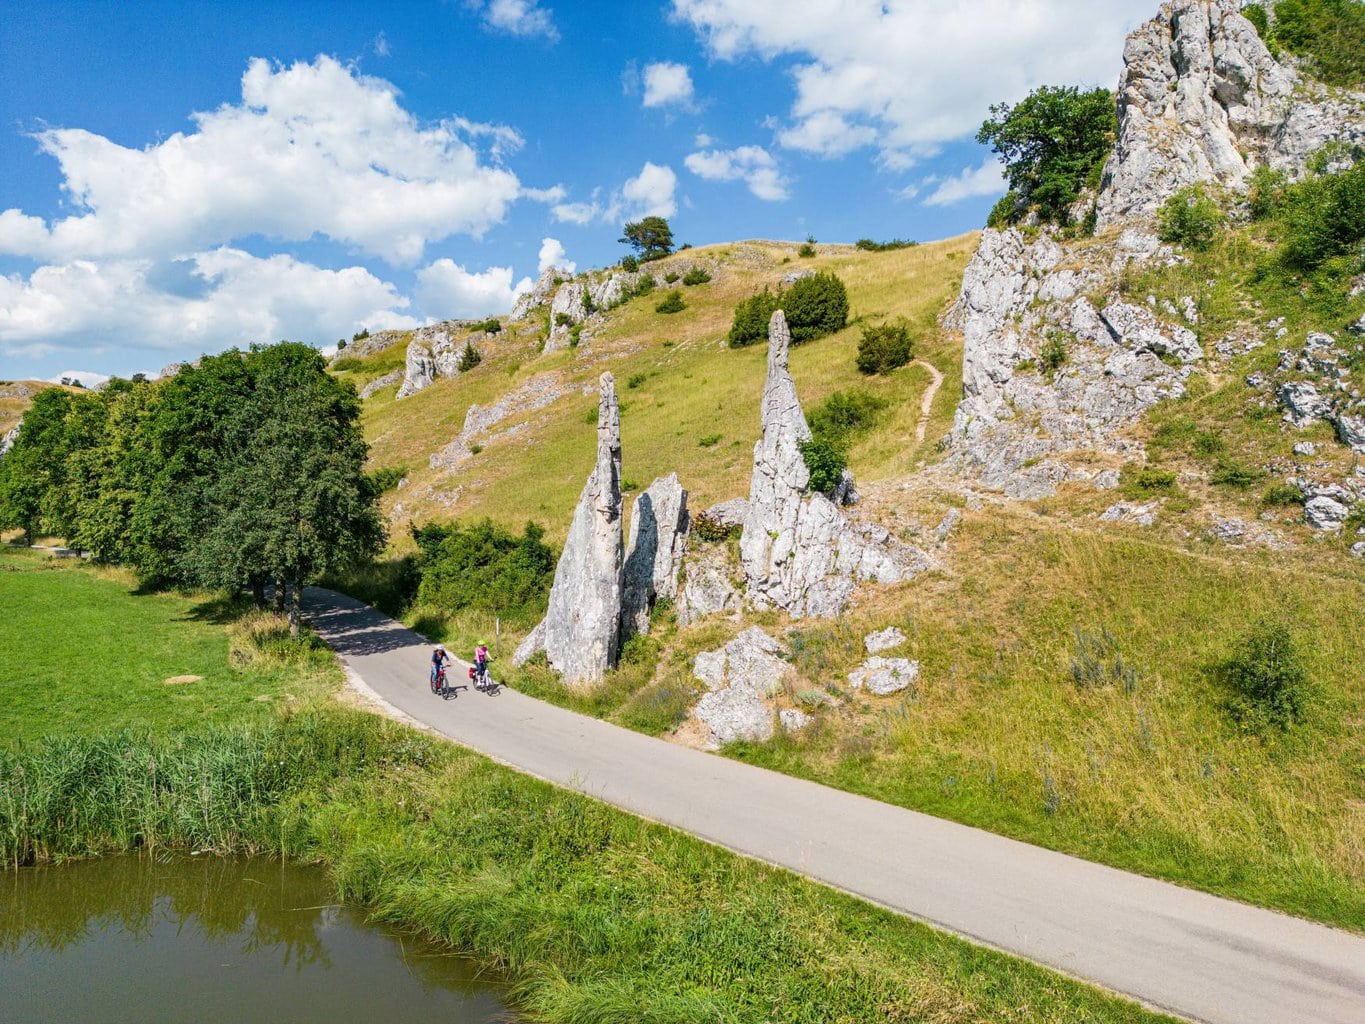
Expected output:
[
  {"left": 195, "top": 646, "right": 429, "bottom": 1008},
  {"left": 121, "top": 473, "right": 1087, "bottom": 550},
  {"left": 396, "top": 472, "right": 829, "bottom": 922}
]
[{"left": 0, "top": 0, "right": 1145, "bottom": 382}]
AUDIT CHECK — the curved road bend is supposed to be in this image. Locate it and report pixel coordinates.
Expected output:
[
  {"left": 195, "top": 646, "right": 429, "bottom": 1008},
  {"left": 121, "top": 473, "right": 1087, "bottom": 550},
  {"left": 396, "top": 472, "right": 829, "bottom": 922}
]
[{"left": 303, "top": 586, "right": 1364, "bottom": 1024}]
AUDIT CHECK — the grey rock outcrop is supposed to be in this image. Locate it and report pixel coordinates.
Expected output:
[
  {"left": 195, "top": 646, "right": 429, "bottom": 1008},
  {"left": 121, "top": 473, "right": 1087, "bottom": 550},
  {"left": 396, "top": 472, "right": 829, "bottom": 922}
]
[
  {"left": 691, "top": 627, "right": 793, "bottom": 747},
  {"left": 1096, "top": 0, "right": 1365, "bottom": 228},
  {"left": 511, "top": 267, "right": 567, "bottom": 321},
  {"left": 864, "top": 627, "right": 906, "bottom": 654},
  {"left": 620, "top": 474, "right": 690, "bottom": 638},
  {"left": 1100, "top": 500, "right": 1161, "bottom": 526},
  {"left": 512, "top": 373, "right": 624, "bottom": 687},
  {"left": 703, "top": 498, "right": 748, "bottom": 530},
  {"left": 397, "top": 322, "right": 485, "bottom": 399},
  {"left": 677, "top": 545, "right": 743, "bottom": 627},
  {"left": 1101, "top": 302, "right": 1202, "bottom": 363},
  {"left": 1304, "top": 494, "right": 1349, "bottom": 531},
  {"left": 741, "top": 311, "right": 934, "bottom": 618},
  {"left": 1278, "top": 381, "right": 1333, "bottom": 427},
  {"left": 779, "top": 708, "right": 811, "bottom": 732},
  {"left": 0, "top": 423, "right": 18, "bottom": 456},
  {"left": 545, "top": 281, "right": 590, "bottom": 352},
  {"left": 359, "top": 369, "right": 403, "bottom": 400},
  {"left": 848, "top": 657, "right": 920, "bottom": 696}
]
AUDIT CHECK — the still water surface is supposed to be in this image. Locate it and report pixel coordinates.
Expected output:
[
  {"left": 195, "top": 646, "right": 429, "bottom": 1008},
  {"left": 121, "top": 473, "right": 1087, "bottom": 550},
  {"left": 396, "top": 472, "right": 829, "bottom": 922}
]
[{"left": 0, "top": 856, "right": 515, "bottom": 1023}]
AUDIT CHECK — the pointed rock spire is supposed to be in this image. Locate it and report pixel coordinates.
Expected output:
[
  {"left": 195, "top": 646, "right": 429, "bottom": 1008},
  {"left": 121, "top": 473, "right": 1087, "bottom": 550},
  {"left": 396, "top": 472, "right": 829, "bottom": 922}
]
[
  {"left": 513, "top": 372, "right": 624, "bottom": 686},
  {"left": 621, "top": 473, "right": 690, "bottom": 639}
]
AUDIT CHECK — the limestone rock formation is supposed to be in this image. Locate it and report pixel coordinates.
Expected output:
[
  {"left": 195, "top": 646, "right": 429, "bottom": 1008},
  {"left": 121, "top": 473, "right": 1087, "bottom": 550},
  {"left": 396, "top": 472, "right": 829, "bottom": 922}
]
[
  {"left": 545, "top": 281, "right": 590, "bottom": 352},
  {"left": 848, "top": 657, "right": 920, "bottom": 696},
  {"left": 359, "top": 369, "right": 403, "bottom": 400},
  {"left": 512, "top": 373, "right": 624, "bottom": 686},
  {"left": 1096, "top": 0, "right": 1365, "bottom": 229},
  {"left": 620, "top": 474, "right": 690, "bottom": 638},
  {"left": 690, "top": 627, "right": 793, "bottom": 747},
  {"left": 676, "top": 545, "right": 743, "bottom": 627},
  {"left": 0, "top": 423, "right": 19, "bottom": 456},
  {"left": 397, "top": 322, "right": 488, "bottom": 399},
  {"left": 703, "top": 498, "right": 748, "bottom": 530},
  {"left": 741, "top": 311, "right": 934, "bottom": 618},
  {"left": 511, "top": 267, "right": 567, "bottom": 321},
  {"left": 864, "top": 627, "right": 906, "bottom": 654}
]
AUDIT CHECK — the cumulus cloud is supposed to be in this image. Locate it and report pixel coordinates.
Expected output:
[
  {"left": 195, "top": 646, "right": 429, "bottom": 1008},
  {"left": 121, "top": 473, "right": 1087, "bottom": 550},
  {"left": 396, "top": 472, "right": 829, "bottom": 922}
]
[
  {"left": 415, "top": 259, "right": 533, "bottom": 319},
  {"left": 671, "top": 0, "right": 1141, "bottom": 164},
  {"left": 642, "top": 62, "right": 695, "bottom": 108},
  {"left": 684, "top": 145, "right": 790, "bottom": 201},
  {"left": 0, "top": 251, "right": 418, "bottom": 361},
  {"left": 552, "top": 161, "right": 678, "bottom": 224},
  {"left": 477, "top": 0, "right": 558, "bottom": 41},
  {"left": 538, "top": 237, "right": 576, "bottom": 274},
  {"left": 922, "top": 158, "right": 1006, "bottom": 206},
  {"left": 0, "top": 56, "right": 523, "bottom": 266}
]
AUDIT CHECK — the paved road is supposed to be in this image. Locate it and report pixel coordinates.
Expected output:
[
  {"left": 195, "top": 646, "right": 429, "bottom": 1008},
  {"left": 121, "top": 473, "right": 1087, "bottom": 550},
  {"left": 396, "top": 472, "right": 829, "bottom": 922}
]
[{"left": 303, "top": 586, "right": 1365, "bottom": 1024}]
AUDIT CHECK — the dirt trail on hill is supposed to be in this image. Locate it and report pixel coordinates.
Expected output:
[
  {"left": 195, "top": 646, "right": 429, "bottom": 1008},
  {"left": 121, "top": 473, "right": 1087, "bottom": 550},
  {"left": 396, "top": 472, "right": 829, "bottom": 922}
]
[
  {"left": 304, "top": 585, "right": 1365, "bottom": 1024},
  {"left": 911, "top": 359, "right": 945, "bottom": 446}
]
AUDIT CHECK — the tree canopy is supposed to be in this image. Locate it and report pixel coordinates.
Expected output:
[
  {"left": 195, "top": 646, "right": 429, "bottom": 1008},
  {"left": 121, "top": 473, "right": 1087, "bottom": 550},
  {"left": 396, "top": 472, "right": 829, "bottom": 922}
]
[
  {"left": 619, "top": 216, "right": 674, "bottom": 261},
  {"left": 977, "top": 85, "right": 1115, "bottom": 227}
]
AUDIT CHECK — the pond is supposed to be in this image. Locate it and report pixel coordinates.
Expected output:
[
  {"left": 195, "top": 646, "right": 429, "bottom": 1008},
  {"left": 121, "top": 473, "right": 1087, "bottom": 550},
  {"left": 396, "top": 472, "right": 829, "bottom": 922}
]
[{"left": 0, "top": 856, "right": 515, "bottom": 1023}]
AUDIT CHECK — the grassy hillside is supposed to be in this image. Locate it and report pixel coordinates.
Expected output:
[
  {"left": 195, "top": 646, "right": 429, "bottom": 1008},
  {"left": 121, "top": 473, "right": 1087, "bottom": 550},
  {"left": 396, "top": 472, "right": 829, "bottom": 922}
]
[
  {"left": 0, "top": 380, "right": 74, "bottom": 436},
  {"left": 350, "top": 237, "right": 975, "bottom": 544},
  {"left": 337, "top": 225, "right": 1365, "bottom": 930}
]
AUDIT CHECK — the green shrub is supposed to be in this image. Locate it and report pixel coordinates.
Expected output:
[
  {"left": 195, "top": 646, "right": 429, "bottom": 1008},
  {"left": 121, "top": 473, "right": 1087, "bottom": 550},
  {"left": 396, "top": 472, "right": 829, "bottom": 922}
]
[
  {"left": 1272, "top": 0, "right": 1365, "bottom": 88},
  {"left": 412, "top": 519, "right": 556, "bottom": 626},
  {"left": 1222, "top": 619, "right": 1313, "bottom": 730},
  {"left": 784, "top": 272, "right": 849, "bottom": 343},
  {"left": 1210, "top": 459, "right": 1265, "bottom": 488},
  {"left": 620, "top": 255, "right": 639, "bottom": 273},
  {"left": 1262, "top": 481, "right": 1305, "bottom": 506},
  {"left": 456, "top": 342, "right": 482, "bottom": 372},
  {"left": 554, "top": 312, "right": 574, "bottom": 328},
  {"left": 655, "top": 290, "right": 686, "bottom": 315},
  {"left": 568, "top": 323, "right": 583, "bottom": 348},
  {"left": 477, "top": 318, "right": 502, "bottom": 335},
  {"left": 1191, "top": 430, "right": 1226, "bottom": 458},
  {"left": 691, "top": 511, "right": 740, "bottom": 543},
  {"left": 727, "top": 288, "right": 780, "bottom": 348},
  {"left": 807, "top": 390, "right": 888, "bottom": 449},
  {"left": 1040, "top": 333, "right": 1068, "bottom": 378},
  {"left": 976, "top": 85, "right": 1115, "bottom": 226},
  {"left": 352, "top": 327, "right": 370, "bottom": 342},
  {"left": 330, "top": 357, "right": 363, "bottom": 372},
  {"left": 368, "top": 465, "right": 407, "bottom": 493},
  {"left": 681, "top": 267, "right": 711, "bottom": 286},
  {"left": 626, "top": 372, "right": 647, "bottom": 389},
  {"left": 631, "top": 274, "right": 656, "bottom": 298},
  {"left": 987, "top": 191, "right": 1019, "bottom": 229},
  {"left": 798, "top": 437, "right": 847, "bottom": 493},
  {"left": 697, "top": 433, "right": 721, "bottom": 447},
  {"left": 1278, "top": 164, "right": 1365, "bottom": 271},
  {"left": 664, "top": 271, "right": 680, "bottom": 284},
  {"left": 855, "top": 319, "right": 914, "bottom": 375},
  {"left": 1158, "top": 184, "right": 1225, "bottom": 250},
  {"left": 854, "top": 238, "right": 917, "bottom": 252},
  {"left": 1248, "top": 165, "right": 1289, "bottom": 220},
  {"left": 1121, "top": 465, "right": 1177, "bottom": 496}
]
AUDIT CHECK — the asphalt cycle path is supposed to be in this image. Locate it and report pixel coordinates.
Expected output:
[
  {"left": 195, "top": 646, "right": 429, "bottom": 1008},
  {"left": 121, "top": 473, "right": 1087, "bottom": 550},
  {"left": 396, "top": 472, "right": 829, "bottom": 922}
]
[{"left": 303, "top": 585, "right": 1365, "bottom": 1024}]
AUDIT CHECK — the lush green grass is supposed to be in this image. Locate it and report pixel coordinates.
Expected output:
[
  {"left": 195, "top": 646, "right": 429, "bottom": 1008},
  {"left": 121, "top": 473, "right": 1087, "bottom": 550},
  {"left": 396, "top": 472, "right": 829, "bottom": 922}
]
[
  {"left": 0, "top": 710, "right": 1174, "bottom": 1024},
  {"left": 0, "top": 546, "right": 335, "bottom": 742}
]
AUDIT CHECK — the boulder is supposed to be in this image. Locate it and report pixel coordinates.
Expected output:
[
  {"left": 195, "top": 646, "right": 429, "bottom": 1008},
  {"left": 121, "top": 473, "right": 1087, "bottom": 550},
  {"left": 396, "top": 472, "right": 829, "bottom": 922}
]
[
  {"left": 1101, "top": 302, "right": 1202, "bottom": 363},
  {"left": 1350, "top": 542, "right": 1365, "bottom": 560},
  {"left": 396, "top": 323, "right": 468, "bottom": 399},
  {"left": 703, "top": 498, "right": 749, "bottom": 529},
  {"left": 933, "top": 508, "right": 961, "bottom": 544},
  {"left": 1278, "top": 381, "right": 1332, "bottom": 428},
  {"left": 864, "top": 627, "right": 906, "bottom": 654},
  {"left": 677, "top": 545, "right": 743, "bottom": 627},
  {"left": 545, "top": 281, "right": 589, "bottom": 352},
  {"left": 512, "top": 373, "right": 624, "bottom": 686},
  {"left": 1100, "top": 501, "right": 1160, "bottom": 527},
  {"left": 620, "top": 474, "right": 690, "bottom": 638},
  {"left": 779, "top": 708, "right": 811, "bottom": 732},
  {"left": 1304, "top": 495, "right": 1349, "bottom": 531},
  {"left": 1332, "top": 413, "right": 1365, "bottom": 454},
  {"left": 1096, "top": 0, "right": 1365, "bottom": 228},
  {"left": 848, "top": 657, "right": 920, "bottom": 696},
  {"left": 359, "top": 369, "right": 403, "bottom": 400},
  {"left": 690, "top": 627, "right": 794, "bottom": 747}
]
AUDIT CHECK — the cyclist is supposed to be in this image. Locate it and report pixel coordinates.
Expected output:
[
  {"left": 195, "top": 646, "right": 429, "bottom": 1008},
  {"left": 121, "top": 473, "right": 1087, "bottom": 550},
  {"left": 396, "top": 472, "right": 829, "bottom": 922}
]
[
  {"left": 473, "top": 642, "right": 490, "bottom": 691},
  {"left": 431, "top": 644, "right": 452, "bottom": 691}
]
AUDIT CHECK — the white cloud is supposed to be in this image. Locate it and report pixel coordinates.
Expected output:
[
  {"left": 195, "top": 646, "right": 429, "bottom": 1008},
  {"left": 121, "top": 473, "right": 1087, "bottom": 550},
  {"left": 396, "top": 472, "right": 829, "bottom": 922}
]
[
  {"left": 551, "top": 161, "right": 678, "bottom": 224},
  {"left": 671, "top": 0, "right": 1141, "bottom": 164},
  {"left": 0, "top": 56, "right": 523, "bottom": 266},
  {"left": 0, "top": 251, "right": 418, "bottom": 361},
  {"left": 922, "top": 158, "right": 1006, "bottom": 206},
  {"left": 478, "top": 0, "right": 558, "bottom": 41},
  {"left": 537, "top": 237, "right": 576, "bottom": 274},
  {"left": 49, "top": 370, "right": 110, "bottom": 389},
  {"left": 642, "top": 62, "right": 695, "bottom": 108},
  {"left": 373, "top": 31, "right": 390, "bottom": 57},
  {"left": 415, "top": 259, "right": 533, "bottom": 319},
  {"left": 684, "top": 145, "right": 790, "bottom": 201}
]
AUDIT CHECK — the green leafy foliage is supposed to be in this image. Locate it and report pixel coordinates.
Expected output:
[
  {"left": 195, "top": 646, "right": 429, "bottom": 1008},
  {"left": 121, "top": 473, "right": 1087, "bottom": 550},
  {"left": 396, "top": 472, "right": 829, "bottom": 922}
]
[
  {"left": 854, "top": 238, "right": 917, "bottom": 252},
  {"left": 1270, "top": 0, "right": 1365, "bottom": 87},
  {"left": 457, "top": 342, "right": 482, "bottom": 372},
  {"left": 690, "top": 511, "right": 739, "bottom": 543},
  {"left": 477, "top": 318, "right": 502, "bottom": 335},
  {"left": 1277, "top": 164, "right": 1365, "bottom": 271},
  {"left": 655, "top": 290, "right": 686, "bottom": 314},
  {"left": 798, "top": 236, "right": 817, "bottom": 258},
  {"left": 412, "top": 519, "right": 556, "bottom": 626},
  {"left": 620, "top": 255, "right": 639, "bottom": 273},
  {"left": 368, "top": 465, "right": 408, "bottom": 493},
  {"left": 1210, "top": 459, "right": 1266, "bottom": 488},
  {"left": 681, "top": 267, "right": 711, "bottom": 286},
  {"left": 619, "top": 216, "right": 674, "bottom": 261},
  {"left": 856, "top": 319, "right": 915, "bottom": 375},
  {"left": 798, "top": 437, "right": 847, "bottom": 493},
  {"left": 1158, "top": 185, "right": 1225, "bottom": 251},
  {"left": 727, "top": 288, "right": 781, "bottom": 348},
  {"left": 783, "top": 271, "right": 849, "bottom": 344},
  {"left": 807, "top": 390, "right": 889, "bottom": 450},
  {"left": 987, "top": 191, "right": 1019, "bottom": 229},
  {"left": 1222, "top": 619, "right": 1313, "bottom": 730},
  {"left": 976, "top": 85, "right": 1115, "bottom": 226},
  {"left": 1039, "top": 333, "right": 1068, "bottom": 378}
]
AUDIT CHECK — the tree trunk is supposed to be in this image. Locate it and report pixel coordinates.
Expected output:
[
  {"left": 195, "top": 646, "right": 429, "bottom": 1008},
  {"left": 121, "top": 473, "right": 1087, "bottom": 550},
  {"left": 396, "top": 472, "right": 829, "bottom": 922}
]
[
  {"left": 250, "top": 576, "right": 266, "bottom": 608},
  {"left": 288, "top": 580, "right": 301, "bottom": 639},
  {"left": 273, "top": 577, "right": 285, "bottom": 613}
]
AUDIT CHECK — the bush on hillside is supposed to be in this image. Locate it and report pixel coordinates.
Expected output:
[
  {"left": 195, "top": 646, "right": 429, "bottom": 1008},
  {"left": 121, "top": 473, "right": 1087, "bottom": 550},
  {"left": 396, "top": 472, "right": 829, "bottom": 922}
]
[
  {"left": 976, "top": 85, "right": 1115, "bottom": 226},
  {"left": 368, "top": 465, "right": 407, "bottom": 493},
  {"left": 620, "top": 255, "right": 639, "bottom": 273},
  {"left": 798, "top": 437, "right": 846, "bottom": 493},
  {"left": 655, "top": 290, "right": 686, "bottom": 315},
  {"left": 1278, "top": 164, "right": 1365, "bottom": 271},
  {"left": 784, "top": 272, "right": 849, "bottom": 343},
  {"left": 856, "top": 319, "right": 914, "bottom": 374},
  {"left": 1158, "top": 184, "right": 1225, "bottom": 251},
  {"left": 1268, "top": 0, "right": 1365, "bottom": 88},
  {"left": 477, "top": 318, "right": 502, "bottom": 335},
  {"left": 664, "top": 271, "right": 680, "bottom": 284},
  {"left": 854, "top": 238, "right": 917, "bottom": 252},
  {"left": 1222, "top": 618, "right": 1313, "bottom": 730},
  {"left": 798, "top": 236, "right": 817, "bottom": 258},
  {"left": 457, "top": 342, "right": 482, "bottom": 372},
  {"left": 412, "top": 519, "right": 556, "bottom": 625},
  {"left": 728, "top": 288, "right": 781, "bottom": 347},
  {"left": 807, "top": 390, "right": 888, "bottom": 449},
  {"left": 682, "top": 267, "right": 711, "bottom": 286}
]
